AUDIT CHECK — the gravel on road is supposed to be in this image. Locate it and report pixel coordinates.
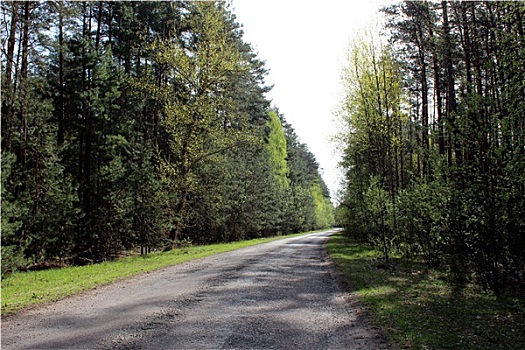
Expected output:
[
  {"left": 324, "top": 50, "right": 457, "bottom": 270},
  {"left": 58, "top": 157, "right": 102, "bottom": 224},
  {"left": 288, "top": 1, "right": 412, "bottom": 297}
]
[{"left": 1, "top": 230, "right": 389, "bottom": 349}]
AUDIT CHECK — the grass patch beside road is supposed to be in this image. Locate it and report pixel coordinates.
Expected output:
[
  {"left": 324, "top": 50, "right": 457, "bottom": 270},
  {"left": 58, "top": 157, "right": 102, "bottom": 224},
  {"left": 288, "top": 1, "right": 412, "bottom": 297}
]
[
  {"left": 327, "top": 232, "right": 525, "bottom": 349},
  {"left": 1, "top": 231, "right": 312, "bottom": 315}
]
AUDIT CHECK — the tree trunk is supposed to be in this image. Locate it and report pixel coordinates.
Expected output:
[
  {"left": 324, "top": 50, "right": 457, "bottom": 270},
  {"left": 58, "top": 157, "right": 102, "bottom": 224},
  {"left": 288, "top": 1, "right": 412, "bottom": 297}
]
[
  {"left": 57, "top": 7, "right": 65, "bottom": 146},
  {"left": 417, "top": 37, "right": 429, "bottom": 177},
  {"left": 19, "top": 2, "right": 31, "bottom": 167},
  {"left": 431, "top": 18, "right": 444, "bottom": 157},
  {"left": 443, "top": 2, "right": 457, "bottom": 167},
  {"left": 95, "top": 1, "right": 103, "bottom": 50},
  {"left": 3, "top": 1, "right": 19, "bottom": 150}
]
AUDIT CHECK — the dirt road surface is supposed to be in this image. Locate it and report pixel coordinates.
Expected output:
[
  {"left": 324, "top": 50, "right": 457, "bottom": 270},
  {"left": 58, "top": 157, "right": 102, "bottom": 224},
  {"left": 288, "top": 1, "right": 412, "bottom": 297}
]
[{"left": 2, "top": 230, "right": 388, "bottom": 349}]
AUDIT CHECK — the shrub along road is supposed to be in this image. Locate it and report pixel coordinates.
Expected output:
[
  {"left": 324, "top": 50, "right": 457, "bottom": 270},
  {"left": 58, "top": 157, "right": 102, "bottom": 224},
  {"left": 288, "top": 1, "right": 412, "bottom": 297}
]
[{"left": 1, "top": 230, "right": 388, "bottom": 349}]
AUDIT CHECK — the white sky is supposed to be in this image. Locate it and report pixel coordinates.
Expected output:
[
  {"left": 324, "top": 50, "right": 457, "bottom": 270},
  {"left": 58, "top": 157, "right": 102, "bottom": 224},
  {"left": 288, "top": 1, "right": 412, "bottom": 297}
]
[{"left": 232, "top": 0, "right": 396, "bottom": 202}]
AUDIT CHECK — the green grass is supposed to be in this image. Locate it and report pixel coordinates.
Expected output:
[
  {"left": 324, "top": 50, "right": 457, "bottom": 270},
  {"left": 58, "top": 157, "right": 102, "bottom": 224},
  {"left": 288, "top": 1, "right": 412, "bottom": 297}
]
[
  {"left": 327, "top": 232, "right": 525, "bottom": 350},
  {"left": 1, "top": 231, "right": 313, "bottom": 315}
]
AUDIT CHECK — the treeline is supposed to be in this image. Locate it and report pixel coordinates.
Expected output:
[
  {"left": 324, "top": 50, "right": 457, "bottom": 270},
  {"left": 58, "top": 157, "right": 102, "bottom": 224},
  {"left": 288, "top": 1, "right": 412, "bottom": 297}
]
[
  {"left": 337, "top": 1, "right": 524, "bottom": 295},
  {"left": 1, "top": 1, "right": 334, "bottom": 273}
]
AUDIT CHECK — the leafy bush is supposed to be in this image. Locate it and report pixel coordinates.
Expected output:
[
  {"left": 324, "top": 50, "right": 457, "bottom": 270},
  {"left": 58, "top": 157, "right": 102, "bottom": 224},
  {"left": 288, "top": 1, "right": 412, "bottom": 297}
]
[
  {"left": 1, "top": 245, "right": 32, "bottom": 275},
  {"left": 396, "top": 180, "right": 450, "bottom": 268},
  {"left": 364, "top": 176, "right": 396, "bottom": 261}
]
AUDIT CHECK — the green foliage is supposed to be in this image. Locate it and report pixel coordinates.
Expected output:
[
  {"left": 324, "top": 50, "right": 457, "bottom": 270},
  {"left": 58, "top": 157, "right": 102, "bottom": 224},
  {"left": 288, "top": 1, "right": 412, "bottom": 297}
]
[
  {"left": 1, "top": 70, "right": 79, "bottom": 264},
  {"left": 0, "top": 0, "right": 331, "bottom": 275},
  {"left": 153, "top": 2, "right": 262, "bottom": 246},
  {"left": 338, "top": 2, "right": 525, "bottom": 295},
  {"left": 284, "top": 184, "right": 315, "bottom": 232},
  {"left": 338, "top": 31, "right": 405, "bottom": 257},
  {"left": 311, "top": 182, "right": 335, "bottom": 229},
  {"left": 396, "top": 180, "right": 450, "bottom": 267},
  {"left": 265, "top": 110, "right": 290, "bottom": 189},
  {"left": 328, "top": 232, "right": 525, "bottom": 350},
  {"left": 333, "top": 205, "right": 346, "bottom": 228},
  {"left": 1, "top": 152, "right": 26, "bottom": 246},
  {"left": 279, "top": 115, "right": 334, "bottom": 233},
  {"left": 363, "top": 176, "right": 395, "bottom": 261},
  {"left": 219, "top": 145, "right": 286, "bottom": 240},
  {"left": 0, "top": 246, "right": 32, "bottom": 276},
  {"left": 1, "top": 231, "right": 313, "bottom": 315},
  {"left": 1, "top": 153, "right": 31, "bottom": 275}
]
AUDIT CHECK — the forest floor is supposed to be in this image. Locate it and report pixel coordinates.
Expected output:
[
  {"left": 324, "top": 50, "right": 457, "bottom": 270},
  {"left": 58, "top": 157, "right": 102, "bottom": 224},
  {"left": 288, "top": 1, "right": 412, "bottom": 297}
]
[
  {"left": 327, "top": 232, "right": 525, "bottom": 349},
  {"left": 1, "top": 230, "right": 389, "bottom": 350}
]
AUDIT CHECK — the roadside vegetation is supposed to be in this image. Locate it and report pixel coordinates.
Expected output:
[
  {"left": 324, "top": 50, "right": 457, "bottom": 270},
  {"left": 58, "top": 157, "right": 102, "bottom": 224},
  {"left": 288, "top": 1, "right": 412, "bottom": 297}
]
[
  {"left": 333, "top": 3, "right": 525, "bottom": 347},
  {"left": 327, "top": 232, "right": 525, "bottom": 349},
  {"left": 1, "top": 231, "right": 311, "bottom": 315},
  {"left": 335, "top": 1, "right": 525, "bottom": 298},
  {"left": 1, "top": 1, "right": 334, "bottom": 277}
]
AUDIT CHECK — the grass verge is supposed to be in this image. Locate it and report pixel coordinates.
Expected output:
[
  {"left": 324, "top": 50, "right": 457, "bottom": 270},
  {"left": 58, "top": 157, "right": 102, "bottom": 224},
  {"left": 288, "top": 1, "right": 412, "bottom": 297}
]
[
  {"left": 327, "top": 232, "right": 525, "bottom": 350},
  {"left": 1, "top": 231, "right": 314, "bottom": 315}
]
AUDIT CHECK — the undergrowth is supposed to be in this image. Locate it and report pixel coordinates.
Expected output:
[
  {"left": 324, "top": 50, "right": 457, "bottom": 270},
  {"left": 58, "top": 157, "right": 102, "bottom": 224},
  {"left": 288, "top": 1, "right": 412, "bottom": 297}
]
[
  {"left": 327, "top": 232, "right": 525, "bottom": 349},
  {"left": 1, "top": 231, "right": 313, "bottom": 315}
]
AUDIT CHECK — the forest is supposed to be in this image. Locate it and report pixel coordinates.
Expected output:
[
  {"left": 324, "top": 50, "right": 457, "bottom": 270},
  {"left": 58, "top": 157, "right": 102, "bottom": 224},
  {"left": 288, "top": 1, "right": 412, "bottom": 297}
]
[
  {"left": 1, "top": 1, "right": 334, "bottom": 273},
  {"left": 337, "top": 1, "right": 525, "bottom": 296}
]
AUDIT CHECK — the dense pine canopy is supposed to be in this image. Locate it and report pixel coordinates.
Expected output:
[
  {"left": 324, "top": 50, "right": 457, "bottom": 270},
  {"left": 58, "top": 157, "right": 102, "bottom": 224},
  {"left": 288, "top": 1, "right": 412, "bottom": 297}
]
[
  {"left": 336, "top": 1, "right": 525, "bottom": 295},
  {"left": 1, "top": 1, "right": 334, "bottom": 273}
]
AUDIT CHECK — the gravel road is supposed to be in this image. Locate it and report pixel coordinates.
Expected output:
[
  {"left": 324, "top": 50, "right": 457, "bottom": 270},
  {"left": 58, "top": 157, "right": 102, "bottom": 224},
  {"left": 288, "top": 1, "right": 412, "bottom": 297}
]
[{"left": 2, "top": 230, "right": 388, "bottom": 349}]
